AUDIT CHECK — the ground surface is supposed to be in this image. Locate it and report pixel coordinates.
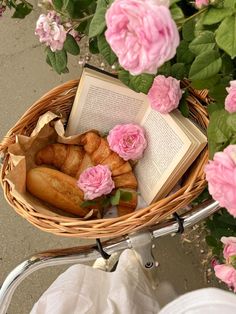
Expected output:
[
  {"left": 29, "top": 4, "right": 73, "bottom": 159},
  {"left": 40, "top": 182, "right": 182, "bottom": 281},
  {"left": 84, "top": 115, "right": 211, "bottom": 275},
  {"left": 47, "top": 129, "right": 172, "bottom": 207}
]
[{"left": 0, "top": 5, "right": 223, "bottom": 314}]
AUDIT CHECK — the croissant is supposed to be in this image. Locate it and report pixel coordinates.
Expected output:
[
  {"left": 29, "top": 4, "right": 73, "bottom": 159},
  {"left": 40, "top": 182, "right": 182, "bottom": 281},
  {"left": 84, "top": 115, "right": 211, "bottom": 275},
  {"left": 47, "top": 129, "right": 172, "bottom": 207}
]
[{"left": 35, "top": 131, "right": 138, "bottom": 215}]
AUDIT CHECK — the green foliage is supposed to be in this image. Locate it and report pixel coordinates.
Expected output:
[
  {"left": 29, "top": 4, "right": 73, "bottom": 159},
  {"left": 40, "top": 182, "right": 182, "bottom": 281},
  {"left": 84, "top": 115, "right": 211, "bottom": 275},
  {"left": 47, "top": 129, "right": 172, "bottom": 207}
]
[
  {"left": 97, "top": 33, "right": 117, "bottom": 65},
  {"left": 177, "top": 41, "right": 195, "bottom": 64},
  {"left": 189, "top": 51, "right": 222, "bottom": 81},
  {"left": 64, "top": 34, "right": 80, "bottom": 55},
  {"left": 205, "top": 209, "right": 236, "bottom": 260},
  {"left": 189, "top": 31, "right": 215, "bottom": 55},
  {"left": 182, "top": 19, "right": 195, "bottom": 42},
  {"left": 12, "top": 2, "right": 32, "bottom": 18},
  {"left": 46, "top": 48, "right": 68, "bottom": 74},
  {"left": 89, "top": 37, "right": 99, "bottom": 54},
  {"left": 207, "top": 109, "right": 236, "bottom": 158},
  {"left": 178, "top": 90, "right": 189, "bottom": 117},
  {"left": 81, "top": 189, "right": 133, "bottom": 209},
  {"left": 118, "top": 70, "right": 154, "bottom": 94},
  {"left": 170, "top": 4, "right": 184, "bottom": 22},
  {"left": 216, "top": 15, "right": 236, "bottom": 58},
  {"left": 89, "top": 0, "right": 107, "bottom": 38},
  {"left": 202, "top": 8, "right": 232, "bottom": 25}
]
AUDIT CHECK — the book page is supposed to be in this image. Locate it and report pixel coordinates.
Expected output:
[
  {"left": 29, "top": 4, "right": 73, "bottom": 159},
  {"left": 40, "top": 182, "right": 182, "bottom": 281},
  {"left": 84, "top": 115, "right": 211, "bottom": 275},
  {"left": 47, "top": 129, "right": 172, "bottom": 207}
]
[
  {"left": 135, "top": 108, "right": 191, "bottom": 204},
  {"left": 66, "top": 69, "right": 148, "bottom": 135}
]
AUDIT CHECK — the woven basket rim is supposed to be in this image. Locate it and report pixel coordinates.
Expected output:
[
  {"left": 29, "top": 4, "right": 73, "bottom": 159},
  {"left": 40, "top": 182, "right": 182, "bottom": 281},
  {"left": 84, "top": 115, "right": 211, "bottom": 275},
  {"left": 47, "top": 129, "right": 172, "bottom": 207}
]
[{"left": 0, "top": 79, "right": 209, "bottom": 238}]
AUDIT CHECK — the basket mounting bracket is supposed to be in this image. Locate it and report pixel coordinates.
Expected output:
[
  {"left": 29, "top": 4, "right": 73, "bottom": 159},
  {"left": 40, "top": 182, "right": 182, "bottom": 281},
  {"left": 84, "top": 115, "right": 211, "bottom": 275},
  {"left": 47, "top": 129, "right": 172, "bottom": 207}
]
[{"left": 129, "top": 231, "right": 157, "bottom": 270}]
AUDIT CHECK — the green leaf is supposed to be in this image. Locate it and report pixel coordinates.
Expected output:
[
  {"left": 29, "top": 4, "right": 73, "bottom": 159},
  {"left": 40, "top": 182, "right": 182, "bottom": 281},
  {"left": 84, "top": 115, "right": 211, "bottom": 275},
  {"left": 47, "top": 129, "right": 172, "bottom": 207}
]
[
  {"left": 170, "top": 4, "right": 184, "bottom": 21},
  {"left": 189, "top": 31, "right": 215, "bottom": 55},
  {"left": 176, "top": 40, "right": 195, "bottom": 64},
  {"left": 118, "top": 70, "right": 154, "bottom": 94},
  {"left": 46, "top": 54, "right": 52, "bottom": 67},
  {"left": 157, "top": 61, "right": 172, "bottom": 76},
  {"left": 89, "top": 37, "right": 99, "bottom": 54},
  {"left": 110, "top": 190, "right": 121, "bottom": 206},
  {"left": 63, "top": 0, "right": 75, "bottom": 18},
  {"left": 46, "top": 48, "right": 60, "bottom": 74},
  {"left": 81, "top": 200, "right": 98, "bottom": 208},
  {"left": 191, "top": 75, "right": 220, "bottom": 90},
  {"left": 76, "top": 20, "right": 91, "bottom": 35},
  {"left": 207, "top": 109, "right": 236, "bottom": 158},
  {"left": 221, "top": 54, "right": 234, "bottom": 75},
  {"left": 205, "top": 235, "right": 218, "bottom": 247},
  {"left": 189, "top": 51, "right": 222, "bottom": 81},
  {"left": 203, "top": 8, "right": 232, "bottom": 25},
  {"left": 64, "top": 34, "right": 80, "bottom": 55},
  {"left": 178, "top": 91, "right": 189, "bottom": 117},
  {"left": 120, "top": 190, "right": 132, "bottom": 202},
  {"left": 97, "top": 33, "right": 117, "bottom": 65},
  {"left": 89, "top": 7, "right": 106, "bottom": 38},
  {"left": 171, "top": 63, "right": 188, "bottom": 80},
  {"left": 208, "top": 77, "right": 230, "bottom": 104},
  {"left": 182, "top": 19, "right": 195, "bottom": 42},
  {"left": 12, "top": 2, "right": 33, "bottom": 18},
  {"left": 224, "top": 0, "right": 236, "bottom": 8},
  {"left": 55, "top": 49, "right": 67, "bottom": 74},
  {"left": 52, "top": 0, "right": 63, "bottom": 10},
  {"left": 216, "top": 15, "right": 236, "bottom": 58}
]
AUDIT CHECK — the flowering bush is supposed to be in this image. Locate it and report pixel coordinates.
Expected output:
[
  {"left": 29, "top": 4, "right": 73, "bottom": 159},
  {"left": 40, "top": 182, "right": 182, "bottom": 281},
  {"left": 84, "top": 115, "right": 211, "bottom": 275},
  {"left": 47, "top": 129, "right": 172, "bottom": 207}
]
[{"left": 2, "top": 0, "right": 236, "bottom": 289}]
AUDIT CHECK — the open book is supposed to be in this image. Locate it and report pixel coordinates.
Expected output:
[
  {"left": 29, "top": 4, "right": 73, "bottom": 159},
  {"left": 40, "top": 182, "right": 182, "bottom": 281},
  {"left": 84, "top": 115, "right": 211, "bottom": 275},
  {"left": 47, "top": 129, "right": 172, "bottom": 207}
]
[{"left": 66, "top": 67, "right": 207, "bottom": 205}]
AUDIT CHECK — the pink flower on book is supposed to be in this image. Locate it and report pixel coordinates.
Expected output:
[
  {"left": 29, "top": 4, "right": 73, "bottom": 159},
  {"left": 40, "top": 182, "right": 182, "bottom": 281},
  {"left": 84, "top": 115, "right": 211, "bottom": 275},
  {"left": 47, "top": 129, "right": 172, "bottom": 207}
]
[
  {"left": 225, "top": 80, "right": 236, "bottom": 113},
  {"left": 195, "top": 0, "right": 209, "bottom": 9},
  {"left": 205, "top": 145, "right": 236, "bottom": 218},
  {"left": 214, "top": 264, "right": 236, "bottom": 292},
  {"left": 148, "top": 75, "right": 182, "bottom": 114},
  {"left": 107, "top": 124, "right": 147, "bottom": 161},
  {"left": 105, "top": 0, "right": 179, "bottom": 75},
  {"left": 77, "top": 165, "right": 115, "bottom": 200},
  {"left": 35, "top": 11, "right": 67, "bottom": 52}
]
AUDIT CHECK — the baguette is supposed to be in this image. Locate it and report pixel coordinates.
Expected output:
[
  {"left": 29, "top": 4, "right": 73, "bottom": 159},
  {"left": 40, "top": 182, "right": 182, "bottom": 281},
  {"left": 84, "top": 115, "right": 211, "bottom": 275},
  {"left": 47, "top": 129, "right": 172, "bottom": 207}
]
[{"left": 26, "top": 167, "right": 91, "bottom": 217}]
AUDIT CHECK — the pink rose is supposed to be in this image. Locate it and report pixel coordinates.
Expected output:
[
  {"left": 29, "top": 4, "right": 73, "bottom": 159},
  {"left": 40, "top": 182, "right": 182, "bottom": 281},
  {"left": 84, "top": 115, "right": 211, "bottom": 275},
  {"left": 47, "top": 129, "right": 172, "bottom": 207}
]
[
  {"left": 214, "top": 264, "right": 236, "bottom": 292},
  {"left": 35, "top": 11, "right": 67, "bottom": 52},
  {"left": 147, "top": 75, "right": 182, "bottom": 114},
  {"left": 221, "top": 237, "right": 236, "bottom": 260},
  {"left": 77, "top": 165, "right": 115, "bottom": 200},
  {"left": 107, "top": 124, "right": 147, "bottom": 161},
  {"left": 0, "top": 4, "right": 6, "bottom": 17},
  {"left": 205, "top": 145, "right": 236, "bottom": 217},
  {"left": 225, "top": 80, "right": 236, "bottom": 113},
  {"left": 195, "top": 0, "right": 209, "bottom": 9},
  {"left": 105, "top": 0, "right": 179, "bottom": 75}
]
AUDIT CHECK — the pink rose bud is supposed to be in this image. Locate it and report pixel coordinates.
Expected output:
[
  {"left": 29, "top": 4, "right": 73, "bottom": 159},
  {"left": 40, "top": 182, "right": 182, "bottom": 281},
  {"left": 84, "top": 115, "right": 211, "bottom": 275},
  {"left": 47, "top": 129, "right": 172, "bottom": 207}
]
[
  {"left": 105, "top": 0, "right": 179, "bottom": 75},
  {"left": 195, "top": 0, "right": 209, "bottom": 9},
  {"left": 107, "top": 124, "right": 147, "bottom": 161},
  {"left": 225, "top": 80, "right": 236, "bottom": 113},
  {"left": 148, "top": 75, "right": 182, "bottom": 114},
  {"left": 221, "top": 237, "right": 236, "bottom": 260},
  {"left": 35, "top": 11, "right": 67, "bottom": 52},
  {"left": 214, "top": 264, "right": 236, "bottom": 292},
  {"left": 77, "top": 165, "right": 115, "bottom": 200},
  {"left": 205, "top": 145, "right": 236, "bottom": 218}
]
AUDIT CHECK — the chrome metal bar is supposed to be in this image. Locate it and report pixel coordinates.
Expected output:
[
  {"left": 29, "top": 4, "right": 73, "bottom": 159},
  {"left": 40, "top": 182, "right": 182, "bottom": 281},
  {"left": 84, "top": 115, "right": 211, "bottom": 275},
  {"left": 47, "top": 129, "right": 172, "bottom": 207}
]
[{"left": 0, "top": 199, "right": 220, "bottom": 314}]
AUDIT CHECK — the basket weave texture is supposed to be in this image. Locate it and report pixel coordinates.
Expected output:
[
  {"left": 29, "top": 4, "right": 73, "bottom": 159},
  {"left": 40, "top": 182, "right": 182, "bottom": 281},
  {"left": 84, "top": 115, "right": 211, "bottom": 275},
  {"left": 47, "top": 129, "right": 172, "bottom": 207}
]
[{"left": 0, "top": 79, "right": 209, "bottom": 239}]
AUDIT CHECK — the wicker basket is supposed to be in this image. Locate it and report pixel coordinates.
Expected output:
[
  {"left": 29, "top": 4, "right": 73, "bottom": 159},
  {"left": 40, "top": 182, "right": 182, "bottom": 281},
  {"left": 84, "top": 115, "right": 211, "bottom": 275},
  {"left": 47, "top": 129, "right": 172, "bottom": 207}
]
[{"left": 0, "top": 79, "right": 209, "bottom": 239}]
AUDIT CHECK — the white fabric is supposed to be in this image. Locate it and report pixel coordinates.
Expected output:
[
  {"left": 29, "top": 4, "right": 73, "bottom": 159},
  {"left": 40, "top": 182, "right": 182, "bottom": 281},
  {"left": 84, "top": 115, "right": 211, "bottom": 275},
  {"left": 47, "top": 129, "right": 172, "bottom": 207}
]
[
  {"left": 159, "top": 287, "right": 236, "bottom": 314},
  {"left": 30, "top": 249, "right": 160, "bottom": 314}
]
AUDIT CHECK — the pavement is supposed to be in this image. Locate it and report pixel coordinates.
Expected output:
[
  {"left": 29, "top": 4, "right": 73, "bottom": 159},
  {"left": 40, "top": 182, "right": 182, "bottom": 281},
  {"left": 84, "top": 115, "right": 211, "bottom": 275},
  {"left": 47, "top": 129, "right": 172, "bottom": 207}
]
[{"left": 0, "top": 5, "right": 223, "bottom": 314}]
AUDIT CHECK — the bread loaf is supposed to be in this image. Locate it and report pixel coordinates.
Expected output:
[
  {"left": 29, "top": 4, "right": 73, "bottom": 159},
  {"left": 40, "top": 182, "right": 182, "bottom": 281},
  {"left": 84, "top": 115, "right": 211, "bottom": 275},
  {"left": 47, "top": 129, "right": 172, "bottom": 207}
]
[{"left": 26, "top": 167, "right": 91, "bottom": 217}]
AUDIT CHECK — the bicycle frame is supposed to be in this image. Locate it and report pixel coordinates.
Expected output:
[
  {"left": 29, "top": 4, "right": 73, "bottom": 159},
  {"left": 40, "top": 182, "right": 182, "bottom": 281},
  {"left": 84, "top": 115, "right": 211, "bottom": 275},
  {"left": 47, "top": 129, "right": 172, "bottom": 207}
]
[{"left": 0, "top": 199, "right": 220, "bottom": 314}]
